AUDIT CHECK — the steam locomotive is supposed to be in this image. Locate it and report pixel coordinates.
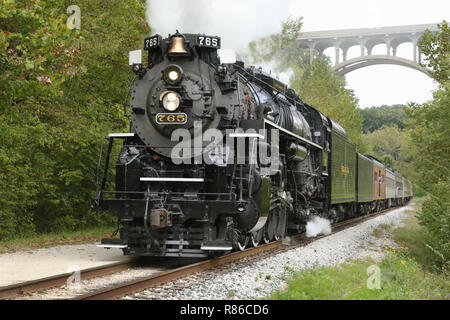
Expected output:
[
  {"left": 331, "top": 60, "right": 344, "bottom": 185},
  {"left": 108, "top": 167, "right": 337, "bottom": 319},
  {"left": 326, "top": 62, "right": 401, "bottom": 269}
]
[{"left": 93, "top": 31, "right": 412, "bottom": 257}]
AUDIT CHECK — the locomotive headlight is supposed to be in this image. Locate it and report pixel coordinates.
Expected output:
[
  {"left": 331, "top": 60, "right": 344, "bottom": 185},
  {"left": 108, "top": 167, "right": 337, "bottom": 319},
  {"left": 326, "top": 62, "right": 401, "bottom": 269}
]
[
  {"left": 161, "top": 91, "right": 181, "bottom": 111},
  {"left": 163, "top": 65, "right": 183, "bottom": 85},
  {"left": 168, "top": 70, "right": 179, "bottom": 81}
]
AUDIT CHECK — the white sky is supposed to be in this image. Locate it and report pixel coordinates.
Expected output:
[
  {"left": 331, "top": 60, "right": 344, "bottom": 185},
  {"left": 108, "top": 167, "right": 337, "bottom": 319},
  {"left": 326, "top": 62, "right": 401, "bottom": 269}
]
[
  {"left": 287, "top": 0, "right": 449, "bottom": 108},
  {"left": 146, "top": 0, "right": 448, "bottom": 109}
]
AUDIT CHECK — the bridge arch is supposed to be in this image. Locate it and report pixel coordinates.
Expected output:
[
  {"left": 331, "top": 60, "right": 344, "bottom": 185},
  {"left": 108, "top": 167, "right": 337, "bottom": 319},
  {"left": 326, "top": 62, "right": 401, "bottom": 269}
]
[
  {"left": 333, "top": 55, "right": 429, "bottom": 76},
  {"left": 297, "top": 23, "right": 438, "bottom": 77}
]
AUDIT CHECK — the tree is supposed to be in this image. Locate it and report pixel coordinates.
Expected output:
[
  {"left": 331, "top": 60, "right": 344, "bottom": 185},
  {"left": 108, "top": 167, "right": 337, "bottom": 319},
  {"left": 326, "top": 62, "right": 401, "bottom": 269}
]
[
  {"left": 419, "top": 20, "right": 449, "bottom": 84},
  {"left": 365, "top": 125, "right": 404, "bottom": 161},
  {"left": 0, "top": 0, "right": 150, "bottom": 239},
  {"left": 361, "top": 104, "right": 408, "bottom": 133},
  {"left": 405, "top": 21, "right": 450, "bottom": 271},
  {"left": 248, "top": 17, "right": 308, "bottom": 73},
  {"left": 363, "top": 125, "right": 415, "bottom": 181}
]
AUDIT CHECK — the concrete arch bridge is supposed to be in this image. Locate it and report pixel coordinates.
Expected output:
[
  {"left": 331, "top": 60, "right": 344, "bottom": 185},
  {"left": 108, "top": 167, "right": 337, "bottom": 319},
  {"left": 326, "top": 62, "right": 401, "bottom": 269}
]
[{"left": 297, "top": 23, "right": 439, "bottom": 76}]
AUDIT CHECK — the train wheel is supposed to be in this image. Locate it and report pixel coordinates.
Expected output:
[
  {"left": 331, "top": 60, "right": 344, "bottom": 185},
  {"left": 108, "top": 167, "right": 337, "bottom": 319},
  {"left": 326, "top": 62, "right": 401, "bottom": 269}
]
[
  {"left": 250, "top": 233, "right": 260, "bottom": 247},
  {"left": 275, "top": 207, "right": 287, "bottom": 241},
  {"left": 234, "top": 235, "right": 249, "bottom": 251},
  {"left": 265, "top": 207, "right": 279, "bottom": 242},
  {"left": 263, "top": 232, "right": 271, "bottom": 244}
]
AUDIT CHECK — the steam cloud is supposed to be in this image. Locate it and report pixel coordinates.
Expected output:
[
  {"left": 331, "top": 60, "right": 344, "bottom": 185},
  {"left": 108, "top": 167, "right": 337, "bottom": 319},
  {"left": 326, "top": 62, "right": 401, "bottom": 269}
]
[
  {"left": 306, "top": 216, "right": 332, "bottom": 237},
  {"left": 146, "top": 0, "right": 296, "bottom": 50}
]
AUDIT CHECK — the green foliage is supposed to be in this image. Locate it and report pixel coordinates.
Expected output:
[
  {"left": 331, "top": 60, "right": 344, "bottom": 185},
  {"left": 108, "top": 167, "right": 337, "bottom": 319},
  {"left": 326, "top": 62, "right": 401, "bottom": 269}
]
[
  {"left": 361, "top": 107, "right": 412, "bottom": 182},
  {"left": 393, "top": 209, "right": 446, "bottom": 273},
  {"left": 0, "top": 0, "right": 150, "bottom": 240},
  {"left": 290, "top": 59, "right": 365, "bottom": 152},
  {"left": 406, "top": 85, "right": 449, "bottom": 191},
  {"left": 0, "top": 225, "right": 117, "bottom": 254},
  {"left": 419, "top": 20, "right": 449, "bottom": 84},
  {"left": 248, "top": 17, "right": 308, "bottom": 73},
  {"left": 364, "top": 125, "right": 410, "bottom": 169},
  {"left": 248, "top": 17, "right": 365, "bottom": 152},
  {"left": 418, "top": 182, "right": 450, "bottom": 272},
  {"left": 405, "top": 85, "right": 450, "bottom": 260},
  {"left": 361, "top": 104, "right": 408, "bottom": 133},
  {"left": 403, "top": 21, "right": 450, "bottom": 271}
]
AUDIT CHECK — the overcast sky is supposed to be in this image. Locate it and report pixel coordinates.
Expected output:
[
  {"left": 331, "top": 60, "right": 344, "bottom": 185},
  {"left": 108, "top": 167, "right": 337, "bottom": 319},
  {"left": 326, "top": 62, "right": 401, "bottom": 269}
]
[
  {"left": 146, "top": 0, "right": 448, "bottom": 109},
  {"left": 287, "top": 0, "right": 448, "bottom": 108}
]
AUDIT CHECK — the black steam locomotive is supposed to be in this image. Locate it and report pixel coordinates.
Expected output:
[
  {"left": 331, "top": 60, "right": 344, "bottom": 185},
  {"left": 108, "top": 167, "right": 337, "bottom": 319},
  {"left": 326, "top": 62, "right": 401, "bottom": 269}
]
[{"left": 93, "top": 32, "right": 412, "bottom": 257}]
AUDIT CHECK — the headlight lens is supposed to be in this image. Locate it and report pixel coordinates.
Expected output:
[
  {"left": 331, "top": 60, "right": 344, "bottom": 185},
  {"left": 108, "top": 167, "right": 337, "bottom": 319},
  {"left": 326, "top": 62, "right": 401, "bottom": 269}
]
[
  {"left": 161, "top": 91, "right": 180, "bottom": 111},
  {"left": 168, "top": 70, "right": 180, "bottom": 82},
  {"left": 163, "top": 65, "right": 183, "bottom": 85}
]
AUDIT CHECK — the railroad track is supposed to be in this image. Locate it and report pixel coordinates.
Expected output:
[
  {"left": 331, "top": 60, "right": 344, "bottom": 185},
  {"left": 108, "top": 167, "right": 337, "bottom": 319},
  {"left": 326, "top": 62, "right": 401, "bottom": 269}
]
[
  {"left": 75, "top": 205, "right": 404, "bottom": 300},
  {"left": 0, "top": 204, "right": 408, "bottom": 300}
]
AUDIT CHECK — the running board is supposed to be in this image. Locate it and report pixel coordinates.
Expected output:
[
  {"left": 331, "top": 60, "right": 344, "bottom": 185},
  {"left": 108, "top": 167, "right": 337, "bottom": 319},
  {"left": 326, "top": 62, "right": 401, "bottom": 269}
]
[
  {"left": 201, "top": 241, "right": 233, "bottom": 251},
  {"left": 200, "top": 245, "right": 233, "bottom": 251},
  {"left": 96, "top": 244, "right": 128, "bottom": 249},
  {"left": 98, "top": 238, "right": 127, "bottom": 249}
]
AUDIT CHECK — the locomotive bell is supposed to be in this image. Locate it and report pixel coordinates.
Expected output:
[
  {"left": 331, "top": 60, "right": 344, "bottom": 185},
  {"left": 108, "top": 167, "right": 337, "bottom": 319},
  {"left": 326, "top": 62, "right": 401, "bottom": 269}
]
[{"left": 168, "top": 36, "right": 188, "bottom": 54}]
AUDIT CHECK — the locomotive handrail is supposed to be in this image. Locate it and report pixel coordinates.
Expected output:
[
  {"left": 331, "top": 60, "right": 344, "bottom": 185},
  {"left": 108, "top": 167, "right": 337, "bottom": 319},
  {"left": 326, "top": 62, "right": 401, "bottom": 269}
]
[
  {"left": 95, "top": 137, "right": 109, "bottom": 198},
  {"left": 264, "top": 118, "right": 323, "bottom": 150},
  {"left": 95, "top": 134, "right": 136, "bottom": 205},
  {"left": 102, "top": 191, "right": 232, "bottom": 195}
]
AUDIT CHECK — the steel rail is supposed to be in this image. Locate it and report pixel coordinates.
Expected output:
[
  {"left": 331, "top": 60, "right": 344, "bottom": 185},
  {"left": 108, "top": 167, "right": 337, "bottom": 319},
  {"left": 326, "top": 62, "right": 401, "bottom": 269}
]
[
  {"left": 0, "top": 260, "right": 136, "bottom": 300},
  {"left": 75, "top": 204, "right": 408, "bottom": 300}
]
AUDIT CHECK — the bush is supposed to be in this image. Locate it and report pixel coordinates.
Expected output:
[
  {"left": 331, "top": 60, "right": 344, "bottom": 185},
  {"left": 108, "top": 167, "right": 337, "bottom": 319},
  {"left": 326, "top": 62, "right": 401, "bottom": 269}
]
[{"left": 418, "top": 181, "right": 450, "bottom": 272}]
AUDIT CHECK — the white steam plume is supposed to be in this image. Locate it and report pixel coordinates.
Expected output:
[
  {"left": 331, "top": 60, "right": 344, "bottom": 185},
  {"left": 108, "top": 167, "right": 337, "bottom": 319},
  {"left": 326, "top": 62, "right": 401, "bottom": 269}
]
[
  {"left": 306, "top": 216, "right": 332, "bottom": 238},
  {"left": 146, "top": 0, "right": 296, "bottom": 51}
]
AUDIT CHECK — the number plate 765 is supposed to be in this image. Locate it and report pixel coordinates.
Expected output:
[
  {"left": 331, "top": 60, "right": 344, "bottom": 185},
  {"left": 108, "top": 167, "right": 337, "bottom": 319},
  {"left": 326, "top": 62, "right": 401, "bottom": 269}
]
[{"left": 156, "top": 113, "right": 187, "bottom": 125}]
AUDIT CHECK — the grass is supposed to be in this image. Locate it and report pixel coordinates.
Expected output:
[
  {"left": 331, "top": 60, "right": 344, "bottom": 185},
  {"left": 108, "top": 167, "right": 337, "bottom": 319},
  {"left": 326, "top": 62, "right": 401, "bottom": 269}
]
[
  {"left": 268, "top": 254, "right": 449, "bottom": 300},
  {"left": 393, "top": 208, "right": 448, "bottom": 273},
  {"left": 412, "top": 195, "right": 429, "bottom": 205},
  {"left": 268, "top": 207, "right": 449, "bottom": 300},
  {"left": 0, "top": 226, "right": 117, "bottom": 254},
  {"left": 372, "top": 223, "right": 393, "bottom": 238}
]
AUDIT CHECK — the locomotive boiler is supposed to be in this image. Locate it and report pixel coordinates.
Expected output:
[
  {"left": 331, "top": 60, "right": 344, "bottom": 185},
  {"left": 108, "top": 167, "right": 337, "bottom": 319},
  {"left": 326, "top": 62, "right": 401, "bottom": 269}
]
[{"left": 93, "top": 31, "right": 412, "bottom": 257}]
